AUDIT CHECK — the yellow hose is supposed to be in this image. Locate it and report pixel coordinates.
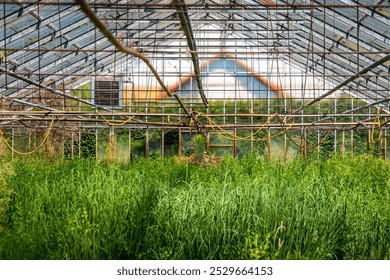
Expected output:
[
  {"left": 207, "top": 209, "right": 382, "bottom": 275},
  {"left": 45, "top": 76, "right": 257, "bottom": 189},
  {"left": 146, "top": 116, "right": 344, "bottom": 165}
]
[
  {"left": 0, "top": 119, "right": 55, "bottom": 155},
  {"left": 194, "top": 112, "right": 294, "bottom": 141},
  {"left": 101, "top": 115, "right": 135, "bottom": 126}
]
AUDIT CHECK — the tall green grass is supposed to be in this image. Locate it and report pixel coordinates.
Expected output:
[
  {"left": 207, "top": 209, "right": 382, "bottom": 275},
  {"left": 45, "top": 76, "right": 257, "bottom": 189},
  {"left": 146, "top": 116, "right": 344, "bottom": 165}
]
[{"left": 0, "top": 155, "right": 389, "bottom": 259}]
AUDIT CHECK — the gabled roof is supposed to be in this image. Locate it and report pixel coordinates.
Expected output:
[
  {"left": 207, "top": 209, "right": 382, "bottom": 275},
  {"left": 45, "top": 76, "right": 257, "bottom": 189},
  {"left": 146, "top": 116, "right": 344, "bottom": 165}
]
[{"left": 165, "top": 52, "right": 285, "bottom": 98}]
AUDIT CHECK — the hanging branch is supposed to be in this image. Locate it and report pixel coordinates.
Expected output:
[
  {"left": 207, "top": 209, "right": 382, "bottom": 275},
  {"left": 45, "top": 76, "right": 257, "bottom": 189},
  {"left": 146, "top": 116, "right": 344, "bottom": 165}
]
[{"left": 173, "top": 0, "right": 208, "bottom": 107}]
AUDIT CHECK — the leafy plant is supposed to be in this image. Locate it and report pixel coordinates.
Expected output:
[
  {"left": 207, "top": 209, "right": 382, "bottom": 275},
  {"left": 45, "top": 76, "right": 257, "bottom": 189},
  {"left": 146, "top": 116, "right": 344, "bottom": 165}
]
[
  {"left": 253, "top": 130, "right": 268, "bottom": 157},
  {"left": 64, "top": 132, "right": 96, "bottom": 159},
  {"left": 193, "top": 133, "right": 206, "bottom": 163}
]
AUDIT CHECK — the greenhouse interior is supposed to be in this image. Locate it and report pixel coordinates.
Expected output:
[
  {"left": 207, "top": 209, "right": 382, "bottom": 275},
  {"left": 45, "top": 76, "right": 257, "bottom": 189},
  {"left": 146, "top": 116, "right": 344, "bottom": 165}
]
[{"left": 0, "top": 0, "right": 389, "bottom": 260}]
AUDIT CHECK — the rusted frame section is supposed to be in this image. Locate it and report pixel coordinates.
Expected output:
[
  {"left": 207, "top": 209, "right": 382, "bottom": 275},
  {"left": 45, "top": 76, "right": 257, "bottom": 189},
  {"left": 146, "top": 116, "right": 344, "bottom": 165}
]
[
  {"left": 172, "top": 0, "right": 208, "bottom": 107},
  {"left": 2, "top": 111, "right": 390, "bottom": 119},
  {"left": 0, "top": 120, "right": 388, "bottom": 131}
]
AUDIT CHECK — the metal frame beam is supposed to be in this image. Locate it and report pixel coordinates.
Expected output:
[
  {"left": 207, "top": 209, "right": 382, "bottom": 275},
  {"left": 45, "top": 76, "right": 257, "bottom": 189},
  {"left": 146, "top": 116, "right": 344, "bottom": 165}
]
[
  {"left": 312, "top": 96, "right": 390, "bottom": 125},
  {"left": 0, "top": 95, "right": 57, "bottom": 111},
  {"left": 293, "top": 54, "right": 390, "bottom": 114}
]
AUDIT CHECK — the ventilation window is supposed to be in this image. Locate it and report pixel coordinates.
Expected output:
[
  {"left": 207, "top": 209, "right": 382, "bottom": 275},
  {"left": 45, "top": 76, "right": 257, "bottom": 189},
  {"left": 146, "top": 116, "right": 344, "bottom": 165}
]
[{"left": 91, "top": 79, "right": 123, "bottom": 109}]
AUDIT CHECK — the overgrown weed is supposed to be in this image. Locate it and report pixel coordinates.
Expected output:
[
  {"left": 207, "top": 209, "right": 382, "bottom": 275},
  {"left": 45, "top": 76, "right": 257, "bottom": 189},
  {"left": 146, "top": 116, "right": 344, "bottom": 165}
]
[{"left": 0, "top": 155, "right": 388, "bottom": 259}]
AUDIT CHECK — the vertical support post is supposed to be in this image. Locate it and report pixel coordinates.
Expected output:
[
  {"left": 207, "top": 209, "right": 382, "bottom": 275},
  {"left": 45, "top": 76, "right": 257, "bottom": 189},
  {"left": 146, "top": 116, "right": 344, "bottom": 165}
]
[
  {"left": 350, "top": 130, "right": 354, "bottom": 156},
  {"left": 0, "top": 133, "right": 3, "bottom": 158},
  {"left": 267, "top": 128, "right": 271, "bottom": 160},
  {"left": 206, "top": 131, "right": 210, "bottom": 156},
  {"left": 334, "top": 97, "right": 337, "bottom": 153},
  {"left": 61, "top": 134, "right": 65, "bottom": 159},
  {"left": 250, "top": 130, "right": 254, "bottom": 154},
  {"left": 317, "top": 100, "right": 320, "bottom": 159},
  {"left": 71, "top": 132, "right": 74, "bottom": 159},
  {"left": 109, "top": 126, "right": 115, "bottom": 162},
  {"left": 284, "top": 132, "right": 287, "bottom": 162},
  {"left": 233, "top": 128, "right": 237, "bottom": 158},
  {"left": 379, "top": 128, "right": 383, "bottom": 158},
  {"left": 301, "top": 128, "right": 307, "bottom": 160},
  {"left": 34, "top": 131, "right": 37, "bottom": 149},
  {"left": 78, "top": 130, "right": 81, "bottom": 159},
  {"left": 128, "top": 81, "right": 132, "bottom": 163},
  {"left": 250, "top": 100, "right": 254, "bottom": 153},
  {"left": 234, "top": 86, "right": 237, "bottom": 159},
  {"left": 161, "top": 129, "right": 165, "bottom": 159},
  {"left": 11, "top": 128, "right": 14, "bottom": 159},
  {"left": 384, "top": 130, "right": 387, "bottom": 160},
  {"left": 28, "top": 131, "right": 31, "bottom": 152},
  {"left": 95, "top": 129, "right": 99, "bottom": 162},
  {"left": 95, "top": 114, "right": 98, "bottom": 162},
  {"left": 342, "top": 130, "right": 345, "bottom": 156},
  {"left": 350, "top": 97, "right": 354, "bottom": 156},
  {"left": 145, "top": 128, "right": 149, "bottom": 159},
  {"left": 367, "top": 129, "right": 371, "bottom": 154},
  {"left": 0, "top": 134, "right": 3, "bottom": 158},
  {"left": 128, "top": 129, "right": 132, "bottom": 163},
  {"left": 317, "top": 129, "right": 320, "bottom": 159},
  {"left": 178, "top": 129, "right": 182, "bottom": 156}
]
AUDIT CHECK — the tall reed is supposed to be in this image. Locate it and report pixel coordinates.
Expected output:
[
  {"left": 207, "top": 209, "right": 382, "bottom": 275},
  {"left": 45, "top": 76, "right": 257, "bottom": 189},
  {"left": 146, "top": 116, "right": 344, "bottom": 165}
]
[{"left": 0, "top": 155, "right": 388, "bottom": 259}]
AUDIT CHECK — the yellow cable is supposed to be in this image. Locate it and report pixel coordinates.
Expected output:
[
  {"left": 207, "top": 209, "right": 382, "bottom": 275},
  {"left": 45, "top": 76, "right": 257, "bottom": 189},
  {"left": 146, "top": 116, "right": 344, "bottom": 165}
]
[
  {"left": 167, "top": 115, "right": 182, "bottom": 125},
  {"left": 196, "top": 111, "right": 275, "bottom": 140},
  {"left": 207, "top": 120, "right": 294, "bottom": 142},
  {"left": 101, "top": 115, "right": 135, "bottom": 126},
  {"left": 0, "top": 119, "right": 55, "bottom": 155},
  {"left": 194, "top": 112, "right": 294, "bottom": 142}
]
